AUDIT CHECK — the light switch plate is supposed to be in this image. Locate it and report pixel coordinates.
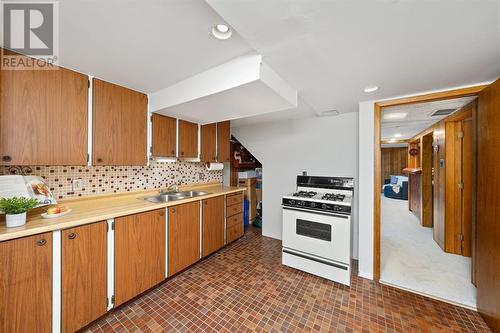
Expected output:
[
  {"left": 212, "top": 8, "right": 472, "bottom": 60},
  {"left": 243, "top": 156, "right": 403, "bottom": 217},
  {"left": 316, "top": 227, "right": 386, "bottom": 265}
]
[{"left": 72, "top": 179, "right": 84, "bottom": 191}]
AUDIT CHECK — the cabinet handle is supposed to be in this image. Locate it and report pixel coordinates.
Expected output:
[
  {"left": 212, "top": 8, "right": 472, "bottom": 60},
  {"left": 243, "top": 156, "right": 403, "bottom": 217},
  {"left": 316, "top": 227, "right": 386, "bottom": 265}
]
[
  {"left": 181, "top": 151, "right": 185, "bottom": 156},
  {"left": 2, "top": 155, "right": 12, "bottom": 162},
  {"left": 171, "top": 208, "right": 176, "bottom": 213},
  {"left": 97, "top": 158, "right": 103, "bottom": 163},
  {"left": 37, "top": 239, "right": 47, "bottom": 246},
  {"left": 159, "top": 211, "right": 164, "bottom": 217},
  {"left": 68, "top": 233, "right": 77, "bottom": 240}
]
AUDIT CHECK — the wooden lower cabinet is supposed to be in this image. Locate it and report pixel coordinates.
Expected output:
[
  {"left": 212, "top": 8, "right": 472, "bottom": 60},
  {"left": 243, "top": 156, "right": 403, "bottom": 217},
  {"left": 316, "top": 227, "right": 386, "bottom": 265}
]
[
  {"left": 202, "top": 196, "right": 225, "bottom": 257},
  {"left": 226, "top": 192, "right": 244, "bottom": 243},
  {"left": 168, "top": 201, "right": 200, "bottom": 276},
  {"left": 114, "top": 209, "right": 166, "bottom": 306},
  {"left": 0, "top": 233, "right": 52, "bottom": 333},
  {"left": 227, "top": 222, "right": 244, "bottom": 243},
  {"left": 62, "top": 222, "right": 107, "bottom": 333}
]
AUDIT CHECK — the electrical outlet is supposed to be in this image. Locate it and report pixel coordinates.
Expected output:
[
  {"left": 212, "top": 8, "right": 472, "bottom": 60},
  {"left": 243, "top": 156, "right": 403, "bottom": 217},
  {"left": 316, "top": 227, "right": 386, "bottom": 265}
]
[{"left": 72, "top": 179, "right": 84, "bottom": 192}]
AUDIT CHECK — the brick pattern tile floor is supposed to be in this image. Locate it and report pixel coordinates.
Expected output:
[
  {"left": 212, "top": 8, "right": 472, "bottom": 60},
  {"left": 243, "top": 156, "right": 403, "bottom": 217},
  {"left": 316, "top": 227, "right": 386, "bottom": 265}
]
[{"left": 86, "top": 227, "right": 491, "bottom": 333}]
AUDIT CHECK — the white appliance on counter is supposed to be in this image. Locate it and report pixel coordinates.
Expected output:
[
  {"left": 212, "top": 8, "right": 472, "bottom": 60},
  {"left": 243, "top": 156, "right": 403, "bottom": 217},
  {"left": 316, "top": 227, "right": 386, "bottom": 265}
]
[{"left": 281, "top": 175, "right": 354, "bottom": 286}]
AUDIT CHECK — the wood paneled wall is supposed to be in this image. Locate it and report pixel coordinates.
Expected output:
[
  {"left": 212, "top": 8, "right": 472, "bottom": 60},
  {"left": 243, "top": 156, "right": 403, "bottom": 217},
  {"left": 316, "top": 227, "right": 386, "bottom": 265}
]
[
  {"left": 381, "top": 147, "right": 407, "bottom": 181},
  {"left": 476, "top": 79, "right": 500, "bottom": 332},
  {"left": 432, "top": 120, "right": 446, "bottom": 250}
]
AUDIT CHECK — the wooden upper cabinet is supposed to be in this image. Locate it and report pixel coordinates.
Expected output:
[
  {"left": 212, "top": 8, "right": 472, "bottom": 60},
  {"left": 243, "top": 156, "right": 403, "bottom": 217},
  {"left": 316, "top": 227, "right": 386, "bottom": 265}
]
[
  {"left": 178, "top": 120, "right": 198, "bottom": 158},
  {"left": 92, "top": 79, "right": 147, "bottom": 165},
  {"left": 168, "top": 201, "right": 200, "bottom": 276},
  {"left": 114, "top": 209, "right": 166, "bottom": 306},
  {"left": 0, "top": 233, "right": 52, "bottom": 333},
  {"left": 62, "top": 222, "right": 107, "bottom": 333},
  {"left": 152, "top": 114, "right": 177, "bottom": 157},
  {"left": 217, "top": 121, "right": 231, "bottom": 162},
  {"left": 201, "top": 123, "right": 217, "bottom": 162},
  {"left": 202, "top": 196, "right": 225, "bottom": 257},
  {"left": 0, "top": 52, "right": 88, "bottom": 165}
]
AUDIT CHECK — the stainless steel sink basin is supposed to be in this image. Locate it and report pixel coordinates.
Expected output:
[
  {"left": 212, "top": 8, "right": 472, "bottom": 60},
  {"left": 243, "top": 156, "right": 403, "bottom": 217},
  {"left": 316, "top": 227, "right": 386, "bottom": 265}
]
[
  {"left": 143, "top": 191, "right": 211, "bottom": 203},
  {"left": 143, "top": 194, "right": 187, "bottom": 203},
  {"left": 181, "top": 191, "right": 211, "bottom": 197}
]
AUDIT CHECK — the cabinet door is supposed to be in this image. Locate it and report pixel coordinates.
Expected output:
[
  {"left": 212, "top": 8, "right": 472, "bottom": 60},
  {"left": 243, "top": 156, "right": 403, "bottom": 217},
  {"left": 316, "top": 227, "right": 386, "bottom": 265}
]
[
  {"left": 217, "top": 121, "right": 231, "bottom": 162},
  {"left": 168, "top": 201, "right": 200, "bottom": 276},
  {"left": 201, "top": 123, "right": 217, "bottom": 162},
  {"left": 62, "top": 222, "right": 107, "bottom": 333},
  {"left": 93, "top": 79, "right": 148, "bottom": 165},
  {"left": 152, "top": 114, "right": 177, "bottom": 157},
  {"left": 115, "top": 209, "right": 165, "bottom": 306},
  {"left": 202, "top": 196, "right": 225, "bottom": 257},
  {"left": 0, "top": 51, "right": 88, "bottom": 165},
  {"left": 178, "top": 120, "right": 198, "bottom": 158},
  {"left": 0, "top": 233, "right": 52, "bottom": 333}
]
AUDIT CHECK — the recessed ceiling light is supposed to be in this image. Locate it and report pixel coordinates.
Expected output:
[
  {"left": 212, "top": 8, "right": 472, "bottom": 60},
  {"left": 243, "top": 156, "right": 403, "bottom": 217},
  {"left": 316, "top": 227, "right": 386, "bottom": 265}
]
[
  {"left": 211, "top": 24, "right": 232, "bottom": 40},
  {"left": 394, "top": 133, "right": 402, "bottom": 138},
  {"left": 383, "top": 112, "right": 407, "bottom": 120},
  {"left": 364, "top": 85, "right": 379, "bottom": 93}
]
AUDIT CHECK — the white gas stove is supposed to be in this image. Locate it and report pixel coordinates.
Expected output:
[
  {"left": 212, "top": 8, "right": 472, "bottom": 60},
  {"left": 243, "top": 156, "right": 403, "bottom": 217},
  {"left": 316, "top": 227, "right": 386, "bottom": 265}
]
[{"left": 282, "top": 175, "right": 354, "bottom": 286}]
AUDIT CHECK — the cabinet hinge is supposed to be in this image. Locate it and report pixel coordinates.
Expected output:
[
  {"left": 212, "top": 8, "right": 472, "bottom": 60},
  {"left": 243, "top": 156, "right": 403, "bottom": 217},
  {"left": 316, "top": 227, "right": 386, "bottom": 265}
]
[
  {"left": 457, "top": 131, "right": 464, "bottom": 139},
  {"left": 111, "top": 221, "right": 115, "bottom": 230},
  {"left": 111, "top": 295, "right": 115, "bottom": 305}
]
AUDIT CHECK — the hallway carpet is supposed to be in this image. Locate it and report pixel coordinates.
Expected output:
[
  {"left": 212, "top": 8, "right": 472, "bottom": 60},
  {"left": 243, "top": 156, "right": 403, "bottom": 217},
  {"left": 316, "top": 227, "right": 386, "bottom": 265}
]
[
  {"left": 86, "top": 227, "right": 489, "bottom": 332},
  {"left": 381, "top": 196, "right": 476, "bottom": 309}
]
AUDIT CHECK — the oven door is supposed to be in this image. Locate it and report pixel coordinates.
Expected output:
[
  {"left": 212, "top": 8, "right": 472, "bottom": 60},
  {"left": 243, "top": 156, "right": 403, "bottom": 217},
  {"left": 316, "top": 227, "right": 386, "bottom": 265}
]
[{"left": 282, "top": 206, "right": 350, "bottom": 264}]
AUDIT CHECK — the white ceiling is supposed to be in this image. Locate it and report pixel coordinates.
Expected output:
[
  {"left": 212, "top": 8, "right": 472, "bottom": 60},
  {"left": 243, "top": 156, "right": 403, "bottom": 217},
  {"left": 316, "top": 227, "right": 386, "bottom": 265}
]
[
  {"left": 381, "top": 96, "right": 476, "bottom": 140},
  {"left": 1, "top": 0, "right": 498, "bottom": 126},
  {"left": 207, "top": 0, "right": 500, "bottom": 126},
  {"left": 47, "top": 0, "right": 253, "bottom": 93}
]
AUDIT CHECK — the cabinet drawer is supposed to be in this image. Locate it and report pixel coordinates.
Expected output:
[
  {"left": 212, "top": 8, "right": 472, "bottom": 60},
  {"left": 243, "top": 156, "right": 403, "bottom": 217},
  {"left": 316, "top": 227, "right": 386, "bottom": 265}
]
[
  {"left": 227, "top": 213, "right": 242, "bottom": 228},
  {"left": 227, "top": 222, "right": 243, "bottom": 243},
  {"left": 226, "top": 202, "right": 242, "bottom": 217},
  {"left": 226, "top": 192, "right": 243, "bottom": 206}
]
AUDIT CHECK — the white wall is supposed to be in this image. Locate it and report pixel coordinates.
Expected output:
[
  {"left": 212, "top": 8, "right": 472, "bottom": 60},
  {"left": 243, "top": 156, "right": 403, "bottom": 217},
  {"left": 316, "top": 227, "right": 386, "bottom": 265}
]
[
  {"left": 232, "top": 112, "right": 359, "bottom": 259},
  {"left": 357, "top": 101, "right": 375, "bottom": 279}
]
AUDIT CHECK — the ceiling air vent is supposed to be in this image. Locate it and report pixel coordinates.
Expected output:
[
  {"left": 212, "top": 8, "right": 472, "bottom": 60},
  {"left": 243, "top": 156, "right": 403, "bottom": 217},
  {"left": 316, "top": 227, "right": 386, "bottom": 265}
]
[{"left": 431, "top": 109, "right": 455, "bottom": 117}]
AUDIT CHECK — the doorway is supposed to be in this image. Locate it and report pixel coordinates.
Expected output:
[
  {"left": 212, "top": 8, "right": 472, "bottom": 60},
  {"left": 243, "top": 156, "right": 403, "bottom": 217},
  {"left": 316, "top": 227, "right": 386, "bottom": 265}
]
[{"left": 377, "top": 92, "right": 481, "bottom": 308}]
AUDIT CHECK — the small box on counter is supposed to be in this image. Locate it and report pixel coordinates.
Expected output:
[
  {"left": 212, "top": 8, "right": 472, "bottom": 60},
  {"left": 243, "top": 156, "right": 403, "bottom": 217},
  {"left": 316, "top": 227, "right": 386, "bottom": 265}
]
[{"left": 238, "top": 170, "right": 256, "bottom": 179}]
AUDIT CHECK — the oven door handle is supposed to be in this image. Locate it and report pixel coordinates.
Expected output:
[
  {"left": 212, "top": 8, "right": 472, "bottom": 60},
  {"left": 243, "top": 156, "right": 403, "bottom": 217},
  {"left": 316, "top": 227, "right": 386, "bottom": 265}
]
[{"left": 282, "top": 206, "right": 349, "bottom": 219}]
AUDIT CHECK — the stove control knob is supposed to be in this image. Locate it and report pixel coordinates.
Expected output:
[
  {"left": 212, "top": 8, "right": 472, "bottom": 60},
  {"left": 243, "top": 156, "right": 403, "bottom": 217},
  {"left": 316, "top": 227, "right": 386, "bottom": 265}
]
[
  {"left": 298, "top": 201, "right": 304, "bottom": 206},
  {"left": 289, "top": 200, "right": 295, "bottom": 205},
  {"left": 321, "top": 204, "right": 328, "bottom": 210},
  {"left": 334, "top": 206, "right": 342, "bottom": 211},
  {"left": 310, "top": 202, "right": 316, "bottom": 208}
]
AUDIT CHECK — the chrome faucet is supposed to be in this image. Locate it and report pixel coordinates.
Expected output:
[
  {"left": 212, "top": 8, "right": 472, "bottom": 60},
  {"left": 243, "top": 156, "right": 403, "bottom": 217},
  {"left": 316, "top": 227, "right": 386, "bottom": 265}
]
[{"left": 160, "top": 183, "right": 179, "bottom": 194}]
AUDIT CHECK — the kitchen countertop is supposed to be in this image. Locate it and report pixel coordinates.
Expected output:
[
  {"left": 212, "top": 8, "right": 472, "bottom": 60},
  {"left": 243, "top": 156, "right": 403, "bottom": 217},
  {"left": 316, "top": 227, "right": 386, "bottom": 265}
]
[{"left": 0, "top": 183, "right": 245, "bottom": 242}]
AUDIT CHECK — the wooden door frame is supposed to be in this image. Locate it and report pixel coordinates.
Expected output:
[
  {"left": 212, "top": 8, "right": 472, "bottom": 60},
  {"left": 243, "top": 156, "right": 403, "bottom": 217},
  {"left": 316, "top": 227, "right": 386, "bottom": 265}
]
[{"left": 373, "top": 85, "right": 487, "bottom": 281}]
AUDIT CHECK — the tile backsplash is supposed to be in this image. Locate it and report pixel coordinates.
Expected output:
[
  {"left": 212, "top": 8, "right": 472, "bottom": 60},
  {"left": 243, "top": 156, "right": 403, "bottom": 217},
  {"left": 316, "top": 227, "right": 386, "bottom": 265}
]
[{"left": 0, "top": 161, "right": 223, "bottom": 199}]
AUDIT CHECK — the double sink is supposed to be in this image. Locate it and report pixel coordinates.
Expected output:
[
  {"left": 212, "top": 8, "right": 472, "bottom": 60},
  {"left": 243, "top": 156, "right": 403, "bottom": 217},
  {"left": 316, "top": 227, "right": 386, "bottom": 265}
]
[{"left": 144, "top": 191, "right": 211, "bottom": 203}]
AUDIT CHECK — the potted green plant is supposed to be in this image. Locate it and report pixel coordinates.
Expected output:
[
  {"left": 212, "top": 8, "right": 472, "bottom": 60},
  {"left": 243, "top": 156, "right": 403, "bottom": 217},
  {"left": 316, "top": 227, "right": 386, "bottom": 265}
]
[{"left": 0, "top": 197, "right": 39, "bottom": 228}]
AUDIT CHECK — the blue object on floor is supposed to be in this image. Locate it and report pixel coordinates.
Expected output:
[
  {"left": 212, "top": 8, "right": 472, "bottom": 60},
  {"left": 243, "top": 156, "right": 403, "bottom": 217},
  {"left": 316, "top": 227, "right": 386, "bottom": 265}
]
[{"left": 243, "top": 199, "right": 249, "bottom": 227}]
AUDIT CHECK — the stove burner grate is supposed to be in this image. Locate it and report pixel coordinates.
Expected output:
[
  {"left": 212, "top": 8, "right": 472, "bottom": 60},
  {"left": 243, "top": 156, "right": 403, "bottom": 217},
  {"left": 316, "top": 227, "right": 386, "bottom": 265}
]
[
  {"left": 293, "top": 191, "right": 317, "bottom": 198},
  {"left": 321, "top": 193, "right": 346, "bottom": 202}
]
